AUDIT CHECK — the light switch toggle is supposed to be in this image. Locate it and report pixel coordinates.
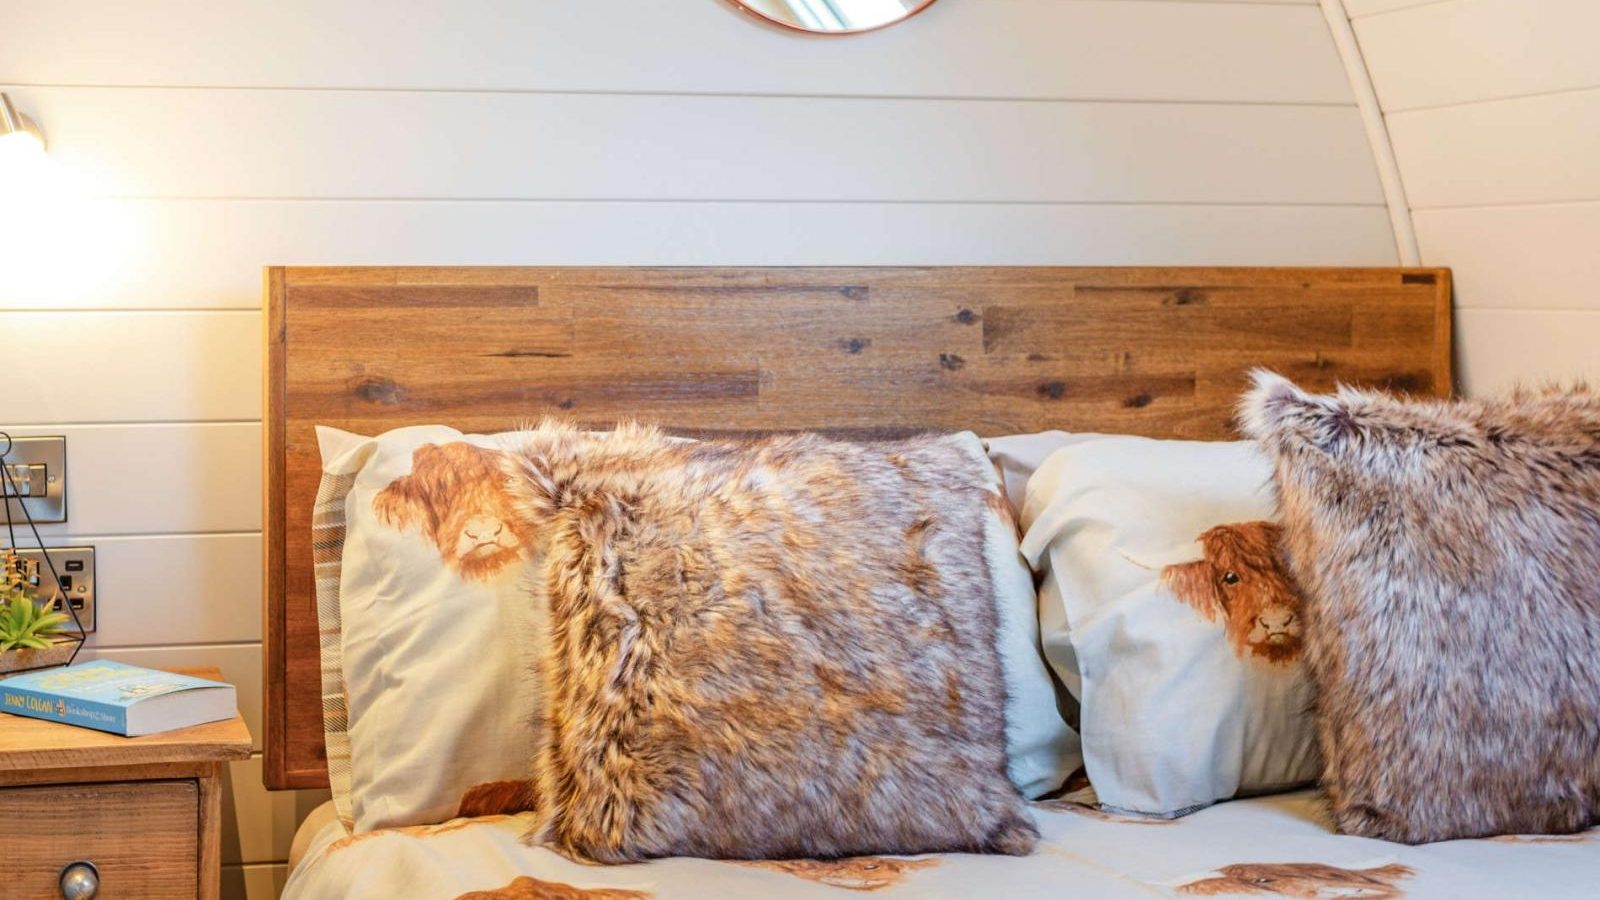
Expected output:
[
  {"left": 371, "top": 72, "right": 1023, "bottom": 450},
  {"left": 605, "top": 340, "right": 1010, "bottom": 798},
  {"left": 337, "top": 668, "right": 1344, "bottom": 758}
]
[{"left": 2, "top": 462, "right": 48, "bottom": 498}]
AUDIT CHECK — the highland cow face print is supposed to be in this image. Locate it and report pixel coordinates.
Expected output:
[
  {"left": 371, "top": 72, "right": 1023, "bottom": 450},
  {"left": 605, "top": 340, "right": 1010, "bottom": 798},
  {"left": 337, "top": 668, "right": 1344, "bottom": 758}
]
[
  {"left": 453, "top": 876, "right": 651, "bottom": 900},
  {"left": 1032, "top": 798, "right": 1177, "bottom": 825},
  {"left": 455, "top": 779, "right": 538, "bottom": 818},
  {"left": 1161, "top": 521, "right": 1306, "bottom": 665},
  {"left": 737, "top": 857, "right": 940, "bottom": 892},
  {"left": 372, "top": 442, "right": 538, "bottom": 581},
  {"left": 1176, "top": 862, "right": 1414, "bottom": 898},
  {"left": 322, "top": 817, "right": 513, "bottom": 858}
]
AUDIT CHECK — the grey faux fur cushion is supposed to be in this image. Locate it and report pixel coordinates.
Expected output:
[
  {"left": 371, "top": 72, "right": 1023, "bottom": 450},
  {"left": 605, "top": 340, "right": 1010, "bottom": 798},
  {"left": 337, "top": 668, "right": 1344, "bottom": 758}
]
[
  {"left": 1240, "top": 372, "right": 1600, "bottom": 844},
  {"left": 501, "top": 422, "right": 1038, "bottom": 863}
]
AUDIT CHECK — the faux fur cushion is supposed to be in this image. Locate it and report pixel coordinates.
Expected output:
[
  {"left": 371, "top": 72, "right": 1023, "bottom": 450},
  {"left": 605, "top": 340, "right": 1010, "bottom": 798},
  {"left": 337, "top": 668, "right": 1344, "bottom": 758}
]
[
  {"left": 1240, "top": 372, "right": 1600, "bottom": 843},
  {"left": 502, "top": 422, "right": 1039, "bottom": 862}
]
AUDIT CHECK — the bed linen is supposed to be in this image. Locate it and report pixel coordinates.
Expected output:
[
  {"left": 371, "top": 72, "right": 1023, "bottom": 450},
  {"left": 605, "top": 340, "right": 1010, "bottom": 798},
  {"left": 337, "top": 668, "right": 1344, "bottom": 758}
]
[{"left": 283, "top": 791, "right": 1599, "bottom": 899}]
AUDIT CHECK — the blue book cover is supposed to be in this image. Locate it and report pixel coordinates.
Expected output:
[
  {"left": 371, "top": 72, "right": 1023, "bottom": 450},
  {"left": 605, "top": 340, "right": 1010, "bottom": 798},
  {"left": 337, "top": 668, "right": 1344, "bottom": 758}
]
[{"left": 0, "top": 659, "right": 235, "bottom": 736}]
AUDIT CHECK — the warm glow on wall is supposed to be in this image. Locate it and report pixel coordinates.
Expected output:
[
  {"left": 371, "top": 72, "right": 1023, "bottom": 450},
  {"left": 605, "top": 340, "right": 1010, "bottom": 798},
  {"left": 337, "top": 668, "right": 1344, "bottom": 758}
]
[
  {"left": 0, "top": 93, "right": 134, "bottom": 308},
  {"left": 0, "top": 127, "right": 45, "bottom": 170},
  {"left": 0, "top": 94, "right": 51, "bottom": 202}
]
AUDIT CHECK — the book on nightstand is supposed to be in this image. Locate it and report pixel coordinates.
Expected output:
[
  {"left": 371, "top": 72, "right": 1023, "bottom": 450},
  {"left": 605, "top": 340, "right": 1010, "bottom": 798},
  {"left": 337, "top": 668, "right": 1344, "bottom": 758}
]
[{"left": 0, "top": 659, "right": 236, "bottom": 736}]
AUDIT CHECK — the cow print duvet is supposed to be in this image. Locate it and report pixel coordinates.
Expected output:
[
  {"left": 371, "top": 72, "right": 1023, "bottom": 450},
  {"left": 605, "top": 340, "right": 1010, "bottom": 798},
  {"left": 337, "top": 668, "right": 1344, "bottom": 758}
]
[{"left": 283, "top": 789, "right": 1599, "bottom": 899}]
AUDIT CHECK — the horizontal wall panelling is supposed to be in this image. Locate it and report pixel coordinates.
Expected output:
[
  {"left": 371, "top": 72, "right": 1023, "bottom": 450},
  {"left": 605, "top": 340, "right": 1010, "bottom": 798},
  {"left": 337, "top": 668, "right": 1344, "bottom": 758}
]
[
  {"left": 1343, "top": 0, "right": 1446, "bottom": 17},
  {"left": 0, "top": 424, "right": 259, "bottom": 536},
  {"left": 221, "top": 863, "right": 288, "bottom": 900},
  {"left": 0, "top": 1, "right": 1339, "bottom": 103},
  {"left": 1353, "top": 0, "right": 1600, "bottom": 111},
  {"left": 1342, "top": 0, "right": 1600, "bottom": 396},
  {"left": 0, "top": 200, "right": 1397, "bottom": 310},
  {"left": 1455, "top": 309, "right": 1600, "bottom": 395},
  {"left": 0, "top": 312, "right": 258, "bottom": 420},
  {"left": 1386, "top": 88, "right": 1600, "bottom": 209},
  {"left": 1414, "top": 202, "right": 1600, "bottom": 311},
  {"left": 3, "top": 86, "right": 1384, "bottom": 205},
  {"left": 78, "top": 533, "right": 263, "bottom": 648}
]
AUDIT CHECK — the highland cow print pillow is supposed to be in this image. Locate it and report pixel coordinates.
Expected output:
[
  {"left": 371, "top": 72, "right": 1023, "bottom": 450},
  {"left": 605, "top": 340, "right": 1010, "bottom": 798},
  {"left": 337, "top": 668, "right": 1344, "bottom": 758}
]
[
  {"left": 316, "top": 424, "right": 545, "bottom": 833},
  {"left": 1019, "top": 436, "right": 1320, "bottom": 818},
  {"left": 502, "top": 422, "right": 1065, "bottom": 861},
  {"left": 1242, "top": 372, "right": 1600, "bottom": 843}
]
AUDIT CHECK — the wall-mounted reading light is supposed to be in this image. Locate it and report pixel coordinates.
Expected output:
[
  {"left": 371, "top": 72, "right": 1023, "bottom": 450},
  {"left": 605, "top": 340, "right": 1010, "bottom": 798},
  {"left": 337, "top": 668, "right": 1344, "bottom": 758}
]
[
  {"left": 0, "top": 93, "right": 127, "bottom": 307},
  {"left": 0, "top": 93, "right": 46, "bottom": 159}
]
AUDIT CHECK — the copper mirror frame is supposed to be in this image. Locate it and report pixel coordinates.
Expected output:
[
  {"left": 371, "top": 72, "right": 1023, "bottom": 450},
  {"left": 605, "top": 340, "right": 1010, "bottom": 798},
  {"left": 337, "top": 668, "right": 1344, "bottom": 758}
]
[{"left": 728, "top": 0, "right": 939, "bottom": 35}]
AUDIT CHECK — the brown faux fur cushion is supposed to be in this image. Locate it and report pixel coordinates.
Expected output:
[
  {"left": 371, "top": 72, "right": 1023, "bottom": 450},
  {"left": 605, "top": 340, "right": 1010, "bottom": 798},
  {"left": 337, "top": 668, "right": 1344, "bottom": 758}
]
[
  {"left": 500, "top": 421, "right": 1038, "bottom": 863},
  {"left": 1240, "top": 372, "right": 1600, "bottom": 844}
]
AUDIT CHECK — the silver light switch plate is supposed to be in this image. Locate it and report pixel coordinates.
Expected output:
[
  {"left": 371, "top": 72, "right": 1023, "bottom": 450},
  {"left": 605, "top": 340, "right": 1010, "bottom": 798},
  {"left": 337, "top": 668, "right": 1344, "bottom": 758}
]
[
  {"left": 7, "top": 545, "right": 95, "bottom": 634},
  {"left": 2, "top": 435, "right": 67, "bottom": 523}
]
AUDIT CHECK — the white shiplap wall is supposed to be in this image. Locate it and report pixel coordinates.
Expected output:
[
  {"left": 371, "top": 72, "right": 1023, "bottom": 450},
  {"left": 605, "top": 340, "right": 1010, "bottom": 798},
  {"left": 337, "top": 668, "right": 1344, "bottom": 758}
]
[
  {"left": 0, "top": 1, "right": 1389, "bottom": 896},
  {"left": 1345, "top": 0, "right": 1600, "bottom": 394}
]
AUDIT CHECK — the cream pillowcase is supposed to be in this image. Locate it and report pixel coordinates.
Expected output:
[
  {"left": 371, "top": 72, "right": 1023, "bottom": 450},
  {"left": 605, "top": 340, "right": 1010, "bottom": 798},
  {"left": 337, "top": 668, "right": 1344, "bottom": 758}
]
[
  {"left": 956, "top": 435, "right": 1083, "bottom": 799},
  {"left": 318, "top": 425, "right": 544, "bottom": 833},
  {"left": 314, "top": 424, "right": 1079, "bottom": 833},
  {"left": 983, "top": 431, "right": 1094, "bottom": 517},
  {"left": 1020, "top": 436, "right": 1319, "bottom": 817}
]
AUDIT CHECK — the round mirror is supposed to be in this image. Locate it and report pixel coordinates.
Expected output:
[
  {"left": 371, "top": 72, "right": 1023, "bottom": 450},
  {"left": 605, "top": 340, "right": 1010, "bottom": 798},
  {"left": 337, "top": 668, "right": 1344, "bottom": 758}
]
[{"left": 730, "top": 0, "right": 938, "bottom": 35}]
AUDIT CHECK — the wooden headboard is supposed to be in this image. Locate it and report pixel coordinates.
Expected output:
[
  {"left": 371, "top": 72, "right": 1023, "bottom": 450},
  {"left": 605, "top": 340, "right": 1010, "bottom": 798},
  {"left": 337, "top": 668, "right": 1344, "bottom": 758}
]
[{"left": 263, "top": 265, "right": 1451, "bottom": 789}]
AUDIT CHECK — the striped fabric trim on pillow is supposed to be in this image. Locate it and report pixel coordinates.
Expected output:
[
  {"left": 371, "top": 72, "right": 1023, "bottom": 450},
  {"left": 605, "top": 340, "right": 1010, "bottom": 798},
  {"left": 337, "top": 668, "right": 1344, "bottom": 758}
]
[{"left": 311, "top": 467, "right": 358, "bottom": 830}]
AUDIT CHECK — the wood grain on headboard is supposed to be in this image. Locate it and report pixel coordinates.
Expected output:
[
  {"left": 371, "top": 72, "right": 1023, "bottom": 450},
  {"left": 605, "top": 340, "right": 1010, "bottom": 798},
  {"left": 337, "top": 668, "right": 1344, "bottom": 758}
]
[{"left": 263, "top": 265, "right": 1451, "bottom": 789}]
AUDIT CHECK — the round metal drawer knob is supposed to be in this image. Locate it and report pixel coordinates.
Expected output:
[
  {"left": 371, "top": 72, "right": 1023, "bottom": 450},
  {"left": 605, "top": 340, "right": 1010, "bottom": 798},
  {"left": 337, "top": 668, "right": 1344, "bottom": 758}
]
[{"left": 59, "top": 861, "right": 99, "bottom": 900}]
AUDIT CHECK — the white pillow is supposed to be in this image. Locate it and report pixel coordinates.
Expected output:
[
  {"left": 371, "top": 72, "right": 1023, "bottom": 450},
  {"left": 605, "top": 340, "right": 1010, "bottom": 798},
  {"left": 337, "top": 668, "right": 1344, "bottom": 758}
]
[
  {"left": 318, "top": 425, "right": 546, "bottom": 832},
  {"left": 1019, "top": 436, "right": 1319, "bottom": 817},
  {"left": 982, "top": 431, "right": 1097, "bottom": 517},
  {"left": 945, "top": 434, "right": 1083, "bottom": 798},
  {"left": 314, "top": 425, "right": 1081, "bottom": 832}
]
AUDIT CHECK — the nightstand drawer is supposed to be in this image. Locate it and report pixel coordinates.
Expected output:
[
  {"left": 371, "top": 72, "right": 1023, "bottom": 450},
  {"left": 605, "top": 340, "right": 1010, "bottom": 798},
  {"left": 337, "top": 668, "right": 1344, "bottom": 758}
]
[{"left": 0, "top": 779, "right": 198, "bottom": 899}]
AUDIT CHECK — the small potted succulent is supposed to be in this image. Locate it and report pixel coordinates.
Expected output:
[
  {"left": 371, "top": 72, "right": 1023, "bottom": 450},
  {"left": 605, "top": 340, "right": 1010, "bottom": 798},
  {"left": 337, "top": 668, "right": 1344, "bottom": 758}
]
[{"left": 0, "top": 548, "right": 75, "bottom": 675}]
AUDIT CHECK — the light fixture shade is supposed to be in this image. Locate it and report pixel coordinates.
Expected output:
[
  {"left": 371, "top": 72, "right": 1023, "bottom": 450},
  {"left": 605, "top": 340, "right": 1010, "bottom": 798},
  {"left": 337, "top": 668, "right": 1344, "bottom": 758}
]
[{"left": 0, "top": 93, "right": 45, "bottom": 151}]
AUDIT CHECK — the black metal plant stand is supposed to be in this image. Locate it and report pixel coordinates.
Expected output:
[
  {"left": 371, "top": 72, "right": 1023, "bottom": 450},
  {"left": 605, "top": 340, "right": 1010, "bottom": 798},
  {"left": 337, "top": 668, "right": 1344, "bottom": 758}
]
[{"left": 0, "top": 430, "right": 86, "bottom": 675}]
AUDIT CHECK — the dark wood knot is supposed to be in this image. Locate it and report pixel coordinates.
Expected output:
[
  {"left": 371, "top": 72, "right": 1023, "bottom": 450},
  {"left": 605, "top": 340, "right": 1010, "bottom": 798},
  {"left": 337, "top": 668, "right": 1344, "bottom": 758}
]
[
  {"left": 1038, "top": 380, "right": 1067, "bottom": 400},
  {"left": 939, "top": 353, "right": 965, "bottom": 371},
  {"left": 1383, "top": 372, "right": 1428, "bottom": 394},
  {"left": 487, "top": 349, "right": 570, "bottom": 359},
  {"left": 354, "top": 376, "right": 406, "bottom": 406}
]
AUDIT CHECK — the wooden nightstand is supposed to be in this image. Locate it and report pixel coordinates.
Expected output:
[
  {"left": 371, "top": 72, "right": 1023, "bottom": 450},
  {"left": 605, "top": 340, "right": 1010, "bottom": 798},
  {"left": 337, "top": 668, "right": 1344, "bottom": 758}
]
[{"left": 0, "top": 667, "right": 252, "bottom": 900}]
